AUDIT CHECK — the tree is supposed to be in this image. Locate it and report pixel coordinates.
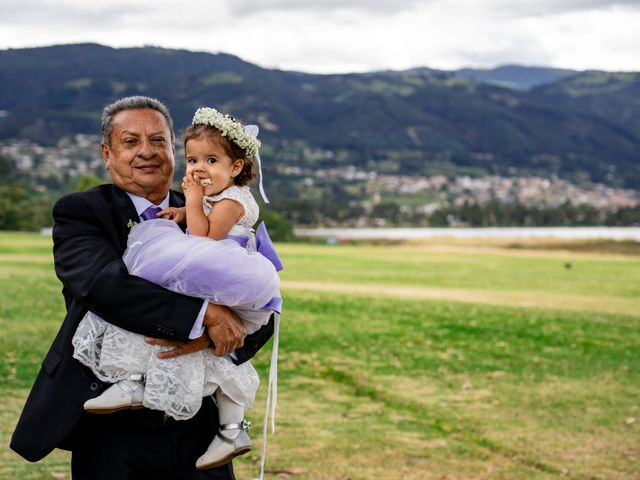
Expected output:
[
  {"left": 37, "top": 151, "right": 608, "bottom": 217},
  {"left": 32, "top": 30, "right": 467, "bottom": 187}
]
[
  {"left": 372, "top": 202, "right": 401, "bottom": 224},
  {"left": 0, "top": 154, "right": 15, "bottom": 184},
  {"left": 258, "top": 207, "right": 294, "bottom": 242},
  {"left": 75, "top": 175, "right": 106, "bottom": 192},
  {"left": 0, "top": 182, "right": 53, "bottom": 230}
]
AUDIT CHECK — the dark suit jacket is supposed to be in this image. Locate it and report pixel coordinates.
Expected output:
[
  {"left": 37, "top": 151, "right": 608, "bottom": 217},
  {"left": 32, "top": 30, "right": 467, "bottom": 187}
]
[{"left": 11, "top": 184, "right": 274, "bottom": 462}]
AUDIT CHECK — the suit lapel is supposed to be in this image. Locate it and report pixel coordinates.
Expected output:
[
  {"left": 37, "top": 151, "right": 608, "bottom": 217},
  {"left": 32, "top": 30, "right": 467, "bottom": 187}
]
[
  {"left": 169, "top": 189, "right": 188, "bottom": 232},
  {"left": 169, "top": 189, "right": 185, "bottom": 208},
  {"left": 105, "top": 185, "right": 139, "bottom": 252},
  {"left": 110, "top": 185, "right": 140, "bottom": 226}
]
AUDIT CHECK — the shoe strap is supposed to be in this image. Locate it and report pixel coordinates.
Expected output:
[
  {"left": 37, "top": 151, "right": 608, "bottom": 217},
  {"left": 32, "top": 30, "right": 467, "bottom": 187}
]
[
  {"left": 218, "top": 420, "right": 251, "bottom": 443},
  {"left": 118, "top": 374, "right": 145, "bottom": 395},
  {"left": 220, "top": 419, "right": 250, "bottom": 431}
]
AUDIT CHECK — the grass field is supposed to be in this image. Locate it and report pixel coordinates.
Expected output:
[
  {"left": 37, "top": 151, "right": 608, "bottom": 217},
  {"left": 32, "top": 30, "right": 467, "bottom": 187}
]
[{"left": 1, "top": 232, "right": 639, "bottom": 479}]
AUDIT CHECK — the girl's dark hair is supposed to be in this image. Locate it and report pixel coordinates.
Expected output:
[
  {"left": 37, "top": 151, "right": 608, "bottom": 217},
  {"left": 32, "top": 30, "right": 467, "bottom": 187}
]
[{"left": 183, "top": 124, "right": 255, "bottom": 186}]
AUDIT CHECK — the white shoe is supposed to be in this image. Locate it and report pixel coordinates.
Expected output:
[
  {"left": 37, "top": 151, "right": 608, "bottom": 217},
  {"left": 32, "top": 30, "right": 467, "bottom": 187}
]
[
  {"left": 84, "top": 376, "right": 145, "bottom": 414},
  {"left": 196, "top": 421, "right": 252, "bottom": 470}
]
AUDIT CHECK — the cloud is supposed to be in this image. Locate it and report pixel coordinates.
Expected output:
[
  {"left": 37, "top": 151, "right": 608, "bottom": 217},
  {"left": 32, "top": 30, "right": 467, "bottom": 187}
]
[
  {"left": 0, "top": 0, "right": 237, "bottom": 47},
  {"left": 487, "top": 0, "right": 640, "bottom": 18},
  {"left": 0, "top": 0, "right": 638, "bottom": 73},
  {"left": 227, "top": 0, "right": 425, "bottom": 15},
  {"left": 0, "top": 0, "right": 139, "bottom": 25},
  {"left": 520, "top": 7, "right": 640, "bottom": 71},
  {"left": 227, "top": 0, "right": 640, "bottom": 18}
]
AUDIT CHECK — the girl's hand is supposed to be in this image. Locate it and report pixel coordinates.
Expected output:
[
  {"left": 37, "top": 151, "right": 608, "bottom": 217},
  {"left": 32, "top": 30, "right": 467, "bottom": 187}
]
[
  {"left": 158, "top": 207, "right": 186, "bottom": 223},
  {"left": 182, "top": 172, "right": 204, "bottom": 201},
  {"left": 144, "top": 335, "right": 211, "bottom": 359}
]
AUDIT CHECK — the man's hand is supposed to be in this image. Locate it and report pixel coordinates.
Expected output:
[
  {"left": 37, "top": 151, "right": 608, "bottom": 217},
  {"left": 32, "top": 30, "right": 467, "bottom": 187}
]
[
  {"left": 204, "top": 303, "right": 245, "bottom": 357},
  {"left": 144, "top": 334, "right": 210, "bottom": 359}
]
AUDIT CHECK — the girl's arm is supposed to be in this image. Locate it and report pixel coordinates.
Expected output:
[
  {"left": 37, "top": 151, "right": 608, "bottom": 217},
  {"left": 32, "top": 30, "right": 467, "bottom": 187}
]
[
  {"left": 186, "top": 196, "right": 209, "bottom": 236},
  {"left": 205, "top": 199, "right": 244, "bottom": 240},
  {"left": 158, "top": 206, "right": 186, "bottom": 223},
  {"left": 182, "top": 171, "right": 244, "bottom": 239},
  {"left": 183, "top": 173, "right": 209, "bottom": 236}
]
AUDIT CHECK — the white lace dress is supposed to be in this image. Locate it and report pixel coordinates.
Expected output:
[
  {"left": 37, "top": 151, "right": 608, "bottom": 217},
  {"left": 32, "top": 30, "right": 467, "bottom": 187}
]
[{"left": 72, "top": 185, "right": 281, "bottom": 420}]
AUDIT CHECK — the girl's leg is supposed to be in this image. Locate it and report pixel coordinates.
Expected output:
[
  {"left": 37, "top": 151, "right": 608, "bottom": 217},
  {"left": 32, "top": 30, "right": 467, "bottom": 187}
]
[
  {"left": 216, "top": 390, "right": 245, "bottom": 440},
  {"left": 195, "top": 389, "right": 252, "bottom": 470}
]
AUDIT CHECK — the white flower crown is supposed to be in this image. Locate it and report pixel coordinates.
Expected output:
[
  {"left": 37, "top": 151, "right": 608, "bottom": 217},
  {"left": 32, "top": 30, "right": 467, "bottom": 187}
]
[{"left": 191, "top": 107, "right": 261, "bottom": 158}]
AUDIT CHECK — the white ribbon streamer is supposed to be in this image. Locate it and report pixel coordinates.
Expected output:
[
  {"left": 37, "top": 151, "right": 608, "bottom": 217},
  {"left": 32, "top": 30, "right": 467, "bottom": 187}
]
[
  {"left": 244, "top": 125, "right": 269, "bottom": 204},
  {"left": 259, "top": 313, "right": 279, "bottom": 480}
]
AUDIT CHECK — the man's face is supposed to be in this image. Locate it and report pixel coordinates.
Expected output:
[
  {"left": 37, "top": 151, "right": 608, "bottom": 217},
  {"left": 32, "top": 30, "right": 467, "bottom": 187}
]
[{"left": 102, "top": 108, "right": 175, "bottom": 201}]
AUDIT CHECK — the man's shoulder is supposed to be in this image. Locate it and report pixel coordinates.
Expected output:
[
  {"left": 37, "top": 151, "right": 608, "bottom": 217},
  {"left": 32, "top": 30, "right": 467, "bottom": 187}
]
[
  {"left": 53, "top": 184, "right": 125, "bottom": 218},
  {"left": 169, "top": 188, "right": 186, "bottom": 207},
  {"left": 170, "top": 188, "right": 185, "bottom": 199},
  {"left": 55, "top": 184, "right": 115, "bottom": 206}
]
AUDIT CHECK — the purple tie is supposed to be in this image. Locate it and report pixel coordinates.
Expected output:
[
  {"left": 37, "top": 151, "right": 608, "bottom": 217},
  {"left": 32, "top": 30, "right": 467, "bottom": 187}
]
[{"left": 140, "top": 206, "right": 162, "bottom": 221}]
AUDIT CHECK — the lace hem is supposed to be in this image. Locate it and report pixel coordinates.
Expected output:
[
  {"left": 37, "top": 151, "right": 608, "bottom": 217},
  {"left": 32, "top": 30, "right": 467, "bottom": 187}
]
[{"left": 72, "top": 311, "right": 259, "bottom": 420}]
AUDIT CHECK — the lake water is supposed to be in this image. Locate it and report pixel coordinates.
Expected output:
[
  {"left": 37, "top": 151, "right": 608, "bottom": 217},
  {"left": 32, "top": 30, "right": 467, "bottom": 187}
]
[{"left": 294, "top": 227, "right": 640, "bottom": 241}]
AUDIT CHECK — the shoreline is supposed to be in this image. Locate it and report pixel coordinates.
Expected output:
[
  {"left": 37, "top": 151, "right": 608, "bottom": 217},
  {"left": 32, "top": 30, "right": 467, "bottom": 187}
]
[{"left": 294, "top": 226, "right": 640, "bottom": 241}]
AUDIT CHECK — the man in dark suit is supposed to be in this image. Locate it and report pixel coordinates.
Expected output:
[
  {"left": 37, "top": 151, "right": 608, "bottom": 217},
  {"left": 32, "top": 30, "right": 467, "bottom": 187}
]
[{"left": 11, "top": 96, "right": 274, "bottom": 479}]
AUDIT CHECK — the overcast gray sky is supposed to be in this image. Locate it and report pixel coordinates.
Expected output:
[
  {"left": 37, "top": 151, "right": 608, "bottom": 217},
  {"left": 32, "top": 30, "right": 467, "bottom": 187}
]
[{"left": 0, "top": 0, "right": 638, "bottom": 73}]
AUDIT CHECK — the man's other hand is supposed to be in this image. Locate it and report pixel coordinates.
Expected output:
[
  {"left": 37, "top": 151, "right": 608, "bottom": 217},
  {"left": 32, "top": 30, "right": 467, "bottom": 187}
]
[{"left": 203, "top": 303, "right": 245, "bottom": 356}]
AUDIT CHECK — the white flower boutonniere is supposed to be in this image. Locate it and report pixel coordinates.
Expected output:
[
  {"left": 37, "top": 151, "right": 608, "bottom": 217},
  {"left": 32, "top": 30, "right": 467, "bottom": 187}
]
[{"left": 127, "top": 219, "right": 138, "bottom": 229}]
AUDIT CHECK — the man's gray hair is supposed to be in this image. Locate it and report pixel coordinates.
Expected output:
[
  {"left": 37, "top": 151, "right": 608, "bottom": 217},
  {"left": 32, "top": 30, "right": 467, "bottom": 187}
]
[{"left": 101, "top": 96, "right": 175, "bottom": 146}]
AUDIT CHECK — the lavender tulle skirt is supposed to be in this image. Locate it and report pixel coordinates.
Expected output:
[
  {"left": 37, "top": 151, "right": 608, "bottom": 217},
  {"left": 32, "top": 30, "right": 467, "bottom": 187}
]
[{"left": 72, "top": 219, "right": 281, "bottom": 420}]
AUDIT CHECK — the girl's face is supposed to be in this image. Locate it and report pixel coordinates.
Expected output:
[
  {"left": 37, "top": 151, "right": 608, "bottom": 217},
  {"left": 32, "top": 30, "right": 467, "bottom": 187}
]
[{"left": 185, "top": 136, "right": 244, "bottom": 196}]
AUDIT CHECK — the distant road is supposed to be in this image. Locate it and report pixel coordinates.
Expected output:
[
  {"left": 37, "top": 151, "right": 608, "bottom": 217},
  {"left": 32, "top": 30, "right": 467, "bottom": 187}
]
[{"left": 294, "top": 226, "right": 640, "bottom": 241}]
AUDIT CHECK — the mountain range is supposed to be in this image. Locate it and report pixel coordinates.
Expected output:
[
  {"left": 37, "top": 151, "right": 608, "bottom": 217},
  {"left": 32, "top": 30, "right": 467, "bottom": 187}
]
[{"left": 0, "top": 43, "right": 638, "bottom": 188}]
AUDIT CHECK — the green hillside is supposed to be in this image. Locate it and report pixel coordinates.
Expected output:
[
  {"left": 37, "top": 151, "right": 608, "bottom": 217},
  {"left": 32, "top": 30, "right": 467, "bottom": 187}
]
[{"left": 0, "top": 44, "right": 639, "bottom": 188}]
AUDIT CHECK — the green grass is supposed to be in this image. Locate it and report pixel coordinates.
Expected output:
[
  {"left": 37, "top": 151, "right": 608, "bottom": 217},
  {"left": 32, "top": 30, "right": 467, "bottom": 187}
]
[{"left": 1, "top": 233, "right": 639, "bottom": 479}]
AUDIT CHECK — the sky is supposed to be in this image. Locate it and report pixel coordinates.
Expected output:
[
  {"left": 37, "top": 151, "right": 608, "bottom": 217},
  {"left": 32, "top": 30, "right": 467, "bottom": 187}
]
[{"left": 0, "top": 0, "right": 639, "bottom": 74}]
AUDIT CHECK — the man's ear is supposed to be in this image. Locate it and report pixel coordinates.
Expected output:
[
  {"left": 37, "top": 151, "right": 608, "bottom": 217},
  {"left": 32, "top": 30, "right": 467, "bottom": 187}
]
[
  {"left": 231, "top": 159, "right": 244, "bottom": 178},
  {"left": 101, "top": 143, "right": 113, "bottom": 170}
]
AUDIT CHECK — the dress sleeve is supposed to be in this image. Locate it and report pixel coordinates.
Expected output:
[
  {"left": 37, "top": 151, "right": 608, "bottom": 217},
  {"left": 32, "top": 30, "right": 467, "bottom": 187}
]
[{"left": 204, "top": 186, "right": 259, "bottom": 228}]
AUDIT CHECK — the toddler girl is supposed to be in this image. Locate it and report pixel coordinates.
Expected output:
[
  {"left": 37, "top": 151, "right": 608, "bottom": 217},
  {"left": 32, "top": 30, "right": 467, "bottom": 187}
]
[{"left": 72, "top": 107, "right": 282, "bottom": 475}]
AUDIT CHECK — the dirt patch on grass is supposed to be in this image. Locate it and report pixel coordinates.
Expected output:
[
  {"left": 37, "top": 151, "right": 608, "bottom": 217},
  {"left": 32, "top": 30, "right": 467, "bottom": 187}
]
[
  {"left": 282, "top": 281, "right": 640, "bottom": 316},
  {"left": 398, "top": 237, "right": 640, "bottom": 255},
  {"left": 384, "top": 241, "right": 640, "bottom": 260}
]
